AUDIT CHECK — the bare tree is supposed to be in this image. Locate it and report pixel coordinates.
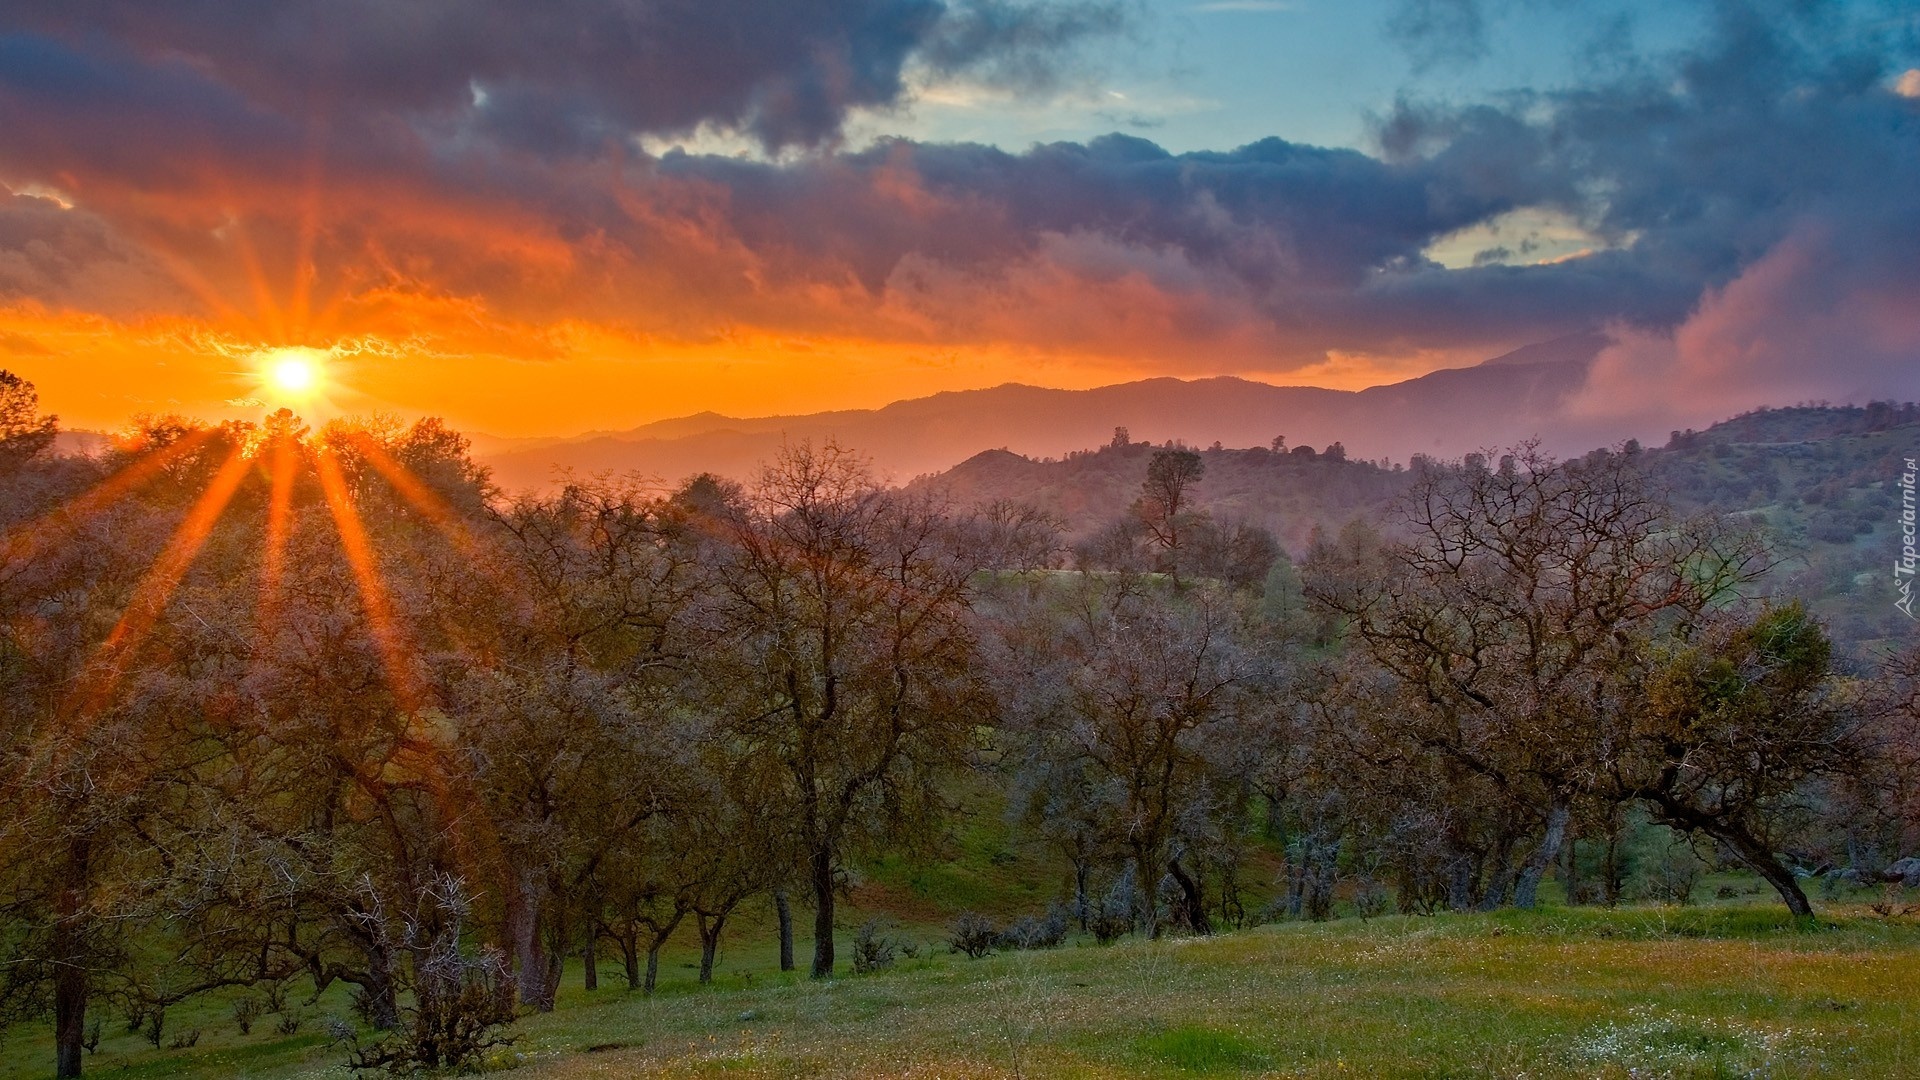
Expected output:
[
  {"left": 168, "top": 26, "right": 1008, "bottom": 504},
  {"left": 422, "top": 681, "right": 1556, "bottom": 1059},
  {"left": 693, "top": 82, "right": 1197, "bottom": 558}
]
[
  {"left": 1307, "top": 446, "right": 1767, "bottom": 909},
  {"left": 701, "top": 443, "right": 989, "bottom": 977}
]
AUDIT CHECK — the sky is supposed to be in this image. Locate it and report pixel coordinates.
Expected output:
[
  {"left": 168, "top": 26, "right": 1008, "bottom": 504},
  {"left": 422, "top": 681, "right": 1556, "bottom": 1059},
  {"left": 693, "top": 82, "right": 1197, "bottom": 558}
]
[{"left": 1, "top": 0, "right": 1917, "bottom": 438}]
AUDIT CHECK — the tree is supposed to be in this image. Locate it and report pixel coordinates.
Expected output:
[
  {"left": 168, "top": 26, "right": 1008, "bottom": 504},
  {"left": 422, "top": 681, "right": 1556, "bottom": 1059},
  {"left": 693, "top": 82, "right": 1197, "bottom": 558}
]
[
  {"left": 1000, "top": 577, "right": 1274, "bottom": 937},
  {"left": 0, "top": 418, "right": 267, "bottom": 1078},
  {"left": 1611, "top": 604, "right": 1858, "bottom": 916},
  {"left": 1134, "top": 448, "right": 1204, "bottom": 582},
  {"left": 701, "top": 443, "right": 989, "bottom": 977},
  {"left": 1307, "top": 446, "right": 1768, "bottom": 909},
  {"left": 0, "top": 370, "right": 57, "bottom": 471}
]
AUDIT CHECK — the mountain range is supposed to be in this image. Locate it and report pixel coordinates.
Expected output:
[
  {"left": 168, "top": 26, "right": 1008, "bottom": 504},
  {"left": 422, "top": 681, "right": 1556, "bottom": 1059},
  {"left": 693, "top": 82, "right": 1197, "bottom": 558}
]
[{"left": 475, "top": 333, "right": 1619, "bottom": 491}]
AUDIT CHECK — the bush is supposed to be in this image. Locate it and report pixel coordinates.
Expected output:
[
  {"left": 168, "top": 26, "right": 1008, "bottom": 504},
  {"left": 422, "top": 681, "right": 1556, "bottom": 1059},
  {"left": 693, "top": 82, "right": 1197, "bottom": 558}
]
[
  {"left": 1635, "top": 836, "right": 1705, "bottom": 905},
  {"left": 232, "top": 996, "right": 263, "bottom": 1036},
  {"left": 1093, "top": 867, "right": 1140, "bottom": 943},
  {"left": 168, "top": 1027, "right": 202, "bottom": 1050},
  {"left": 1353, "top": 879, "right": 1390, "bottom": 920},
  {"left": 947, "top": 911, "right": 999, "bottom": 958},
  {"left": 82, "top": 1017, "right": 101, "bottom": 1055},
  {"left": 345, "top": 877, "right": 518, "bottom": 1074},
  {"left": 1000, "top": 906, "right": 1069, "bottom": 950},
  {"left": 851, "top": 920, "right": 898, "bottom": 974},
  {"left": 276, "top": 1012, "right": 304, "bottom": 1037}
]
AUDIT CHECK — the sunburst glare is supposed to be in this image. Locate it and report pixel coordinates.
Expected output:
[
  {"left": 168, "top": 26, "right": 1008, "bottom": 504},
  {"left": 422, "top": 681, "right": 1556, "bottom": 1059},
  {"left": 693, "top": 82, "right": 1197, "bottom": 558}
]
[{"left": 255, "top": 346, "right": 329, "bottom": 404}]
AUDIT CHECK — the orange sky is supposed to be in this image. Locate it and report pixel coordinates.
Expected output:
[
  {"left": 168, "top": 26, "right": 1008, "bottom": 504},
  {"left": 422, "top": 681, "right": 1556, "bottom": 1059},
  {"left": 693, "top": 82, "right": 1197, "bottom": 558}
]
[
  {"left": 7, "top": 306, "right": 1450, "bottom": 439},
  {"left": 5, "top": 7, "right": 1914, "bottom": 443}
]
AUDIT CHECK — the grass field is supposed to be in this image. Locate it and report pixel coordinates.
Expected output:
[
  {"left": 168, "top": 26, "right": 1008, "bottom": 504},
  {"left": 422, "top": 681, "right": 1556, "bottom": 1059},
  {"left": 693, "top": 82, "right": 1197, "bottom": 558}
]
[{"left": 7, "top": 899, "right": 1919, "bottom": 1079}]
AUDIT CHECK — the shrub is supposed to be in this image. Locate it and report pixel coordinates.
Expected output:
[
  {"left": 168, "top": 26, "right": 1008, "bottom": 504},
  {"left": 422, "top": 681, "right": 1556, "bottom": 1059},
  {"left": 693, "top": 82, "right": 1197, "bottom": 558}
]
[
  {"left": 1353, "top": 878, "right": 1390, "bottom": 921},
  {"left": 168, "top": 1027, "right": 202, "bottom": 1050},
  {"left": 851, "top": 920, "right": 898, "bottom": 974},
  {"left": 143, "top": 1009, "right": 165, "bottom": 1049},
  {"left": 232, "top": 996, "right": 264, "bottom": 1036},
  {"left": 1000, "top": 906, "right": 1069, "bottom": 950},
  {"left": 276, "top": 1012, "right": 304, "bottom": 1036},
  {"left": 947, "top": 911, "right": 999, "bottom": 958},
  {"left": 82, "top": 1017, "right": 101, "bottom": 1055},
  {"left": 345, "top": 876, "right": 518, "bottom": 1075}
]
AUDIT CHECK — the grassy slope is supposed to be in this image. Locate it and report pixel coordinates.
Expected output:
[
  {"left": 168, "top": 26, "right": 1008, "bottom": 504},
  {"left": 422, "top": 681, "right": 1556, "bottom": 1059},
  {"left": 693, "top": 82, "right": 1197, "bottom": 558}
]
[{"left": 10, "top": 902, "right": 1919, "bottom": 1079}]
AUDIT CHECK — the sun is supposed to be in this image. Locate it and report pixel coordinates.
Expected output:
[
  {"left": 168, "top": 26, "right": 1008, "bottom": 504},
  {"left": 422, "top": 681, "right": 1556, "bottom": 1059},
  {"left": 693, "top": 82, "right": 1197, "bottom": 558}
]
[{"left": 256, "top": 346, "right": 328, "bottom": 402}]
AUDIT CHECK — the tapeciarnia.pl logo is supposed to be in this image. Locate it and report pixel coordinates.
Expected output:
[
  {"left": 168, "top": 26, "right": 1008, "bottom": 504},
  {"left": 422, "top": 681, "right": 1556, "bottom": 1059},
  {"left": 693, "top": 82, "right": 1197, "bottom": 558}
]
[{"left": 1899, "top": 456, "right": 1917, "bottom": 620}]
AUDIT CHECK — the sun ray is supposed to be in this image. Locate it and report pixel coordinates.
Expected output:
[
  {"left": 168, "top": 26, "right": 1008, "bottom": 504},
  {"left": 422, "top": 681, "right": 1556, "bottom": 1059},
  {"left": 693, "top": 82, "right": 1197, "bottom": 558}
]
[
  {"left": 223, "top": 204, "right": 289, "bottom": 344},
  {"left": 69, "top": 444, "right": 253, "bottom": 718},
  {"left": 0, "top": 428, "right": 218, "bottom": 570},
  {"left": 311, "top": 441, "right": 504, "bottom": 885},
  {"left": 138, "top": 235, "right": 256, "bottom": 332},
  {"left": 257, "top": 433, "right": 300, "bottom": 613},
  {"left": 313, "top": 445, "right": 425, "bottom": 714},
  {"left": 289, "top": 105, "right": 330, "bottom": 340},
  {"left": 353, "top": 438, "right": 493, "bottom": 565}
]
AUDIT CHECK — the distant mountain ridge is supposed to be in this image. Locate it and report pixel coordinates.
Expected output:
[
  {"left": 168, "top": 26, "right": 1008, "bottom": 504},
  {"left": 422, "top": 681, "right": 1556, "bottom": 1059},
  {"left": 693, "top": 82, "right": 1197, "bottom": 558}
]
[{"left": 476, "top": 334, "right": 1615, "bottom": 491}]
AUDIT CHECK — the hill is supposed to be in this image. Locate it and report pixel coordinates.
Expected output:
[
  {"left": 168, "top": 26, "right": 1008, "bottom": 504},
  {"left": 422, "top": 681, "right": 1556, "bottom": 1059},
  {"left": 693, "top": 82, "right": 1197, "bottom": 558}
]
[
  {"left": 475, "top": 334, "right": 1610, "bottom": 491},
  {"left": 912, "top": 402, "right": 1920, "bottom": 649},
  {"left": 1648, "top": 403, "right": 1920, "bottom": 647},
  {"left": 918, "top": 440, "right": 1408, "bottom": 553}
]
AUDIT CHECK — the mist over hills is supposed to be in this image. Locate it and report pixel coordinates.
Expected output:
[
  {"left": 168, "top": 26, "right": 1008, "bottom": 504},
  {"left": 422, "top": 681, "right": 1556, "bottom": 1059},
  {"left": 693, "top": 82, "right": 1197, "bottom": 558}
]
[{"left": 476, "top": 334, "right": 1614, "bottom": 491}]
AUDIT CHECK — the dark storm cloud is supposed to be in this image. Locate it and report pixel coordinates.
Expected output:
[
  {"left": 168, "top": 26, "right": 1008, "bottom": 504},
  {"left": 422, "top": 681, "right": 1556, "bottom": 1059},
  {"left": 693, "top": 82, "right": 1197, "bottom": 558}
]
[
  {"left": 0, "top": 0, "right": 1125, "bottom": 154},
  {"left": 1372, "top": 1, "right": 1920, "bottom": 415},
  {"left": 0, "top": 0, "right": 1912, "bottom": 391}
]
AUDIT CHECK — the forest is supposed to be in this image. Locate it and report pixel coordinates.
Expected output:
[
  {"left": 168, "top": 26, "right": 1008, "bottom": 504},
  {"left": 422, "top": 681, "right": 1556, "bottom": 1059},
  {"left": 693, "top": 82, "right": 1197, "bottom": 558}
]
[{"left": 2, "top": 369, "right": 1918, "bottom": 1078}]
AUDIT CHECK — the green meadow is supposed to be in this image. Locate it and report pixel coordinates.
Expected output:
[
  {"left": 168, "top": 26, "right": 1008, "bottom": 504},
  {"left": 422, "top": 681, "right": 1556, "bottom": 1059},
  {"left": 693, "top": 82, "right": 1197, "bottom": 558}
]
[{"left": 8, "top": 898, "right": 1917, "bottom": 1079}]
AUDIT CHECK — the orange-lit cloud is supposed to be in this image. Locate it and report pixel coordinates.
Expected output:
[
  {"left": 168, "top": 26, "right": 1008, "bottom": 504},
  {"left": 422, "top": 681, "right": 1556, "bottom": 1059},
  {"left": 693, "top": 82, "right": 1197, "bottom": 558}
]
[{"left": 0, "top": 4, "right": 1915, "bottom": 440}]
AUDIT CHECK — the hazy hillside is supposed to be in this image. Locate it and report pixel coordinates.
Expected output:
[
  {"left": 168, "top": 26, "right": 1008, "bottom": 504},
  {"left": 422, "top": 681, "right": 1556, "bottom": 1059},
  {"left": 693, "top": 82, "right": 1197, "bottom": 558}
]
[
  {"left": 477, "top": 335, "right": 1610, "bottom": 491},
  {"left": 1648, "top": 403, "right": 1920, "bottom": 647},
  {"left": 909, "top": 402, "right": 1919, "bottom": 650},
  {"left": 919, "top": 440, "right": 1409, "bottom": 554}
]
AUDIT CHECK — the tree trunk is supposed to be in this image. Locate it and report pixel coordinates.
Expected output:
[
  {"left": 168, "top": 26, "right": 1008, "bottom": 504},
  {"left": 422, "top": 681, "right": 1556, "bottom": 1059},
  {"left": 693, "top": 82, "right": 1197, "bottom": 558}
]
[
  {"left": 1072, "top": 858, "right": 1091, "bottom": 931},
  {"left": 644, "top": 943, "right": 662, "bottom": 995},
  {"left": 52, "top": 928, "right": 87, "bottom": 1080},
  {"left": 1602, "top": 813, "right": 1624, "bottom": 906},
  {"left": 810, "top": 847, "right": 836, "bottom": 979},
  {"left": 774, "top": 890, "right": 795, "bottom": 973},
  {"left": 698, "top": 914, "right": 726, "bottom": 984},
  {"left": 582, "top": 932, "right": 598, "bottom": 992},
  {"left": 506, "top": 877, "right": 555, "bottom": 1010},
  {"left": 361, "top": 950, "right": 401, "bottom": 1029},
  {"left": 1132, "top": 845, "right": 1161, "bottom": 937},
  {"left": 1166, "top": 857, "right": 1211, "bottom": 936},
  {"left": 1446, "top": 852, "right": 1476, "bottom": 912},
  {"left": 619, "top": 928, "right": 640, "bottom": 991},
  {"left": 1479, "top": 831, "right": 1517, "bottom": 911},
  {"left": 1513, "top": 801, "right": 1571, "bottom": 910},
  {"left": 1562, "top": 833, "right": 1584, "bottom": 905},
  {"left": 53, "top": 834, "right": 91, "bottom": 1080},
  {"left": 1650, "top": 800, "right": 1814, "bottom": 918}
]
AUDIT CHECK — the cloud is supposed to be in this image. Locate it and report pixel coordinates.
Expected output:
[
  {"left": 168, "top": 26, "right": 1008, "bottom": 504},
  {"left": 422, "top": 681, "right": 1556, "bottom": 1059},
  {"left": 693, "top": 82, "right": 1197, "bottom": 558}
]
[
  {"left": 0, "top": 1, "right": 1126, "bottom": 156},
  {"left": 0, "top": 0, "right": 1913, "bottom": 415},
  {"left": 1385, "top": 0, "right": 1492, "bottom": 71}
]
